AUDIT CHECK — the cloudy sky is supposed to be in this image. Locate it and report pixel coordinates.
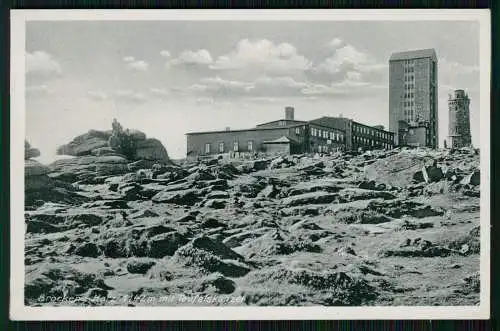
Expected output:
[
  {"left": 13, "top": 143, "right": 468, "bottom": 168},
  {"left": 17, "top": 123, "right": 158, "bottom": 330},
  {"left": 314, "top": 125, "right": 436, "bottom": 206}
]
[{"left": 25, "top": 20, "right": 480, "bottom": 162}]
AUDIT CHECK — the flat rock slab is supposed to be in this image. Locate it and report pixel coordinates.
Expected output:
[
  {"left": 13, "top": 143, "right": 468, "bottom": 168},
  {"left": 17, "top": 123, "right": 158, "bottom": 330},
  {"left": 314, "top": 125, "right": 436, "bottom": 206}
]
[{"left": 152, "top": 189, "right": 200, "bottom": 205}]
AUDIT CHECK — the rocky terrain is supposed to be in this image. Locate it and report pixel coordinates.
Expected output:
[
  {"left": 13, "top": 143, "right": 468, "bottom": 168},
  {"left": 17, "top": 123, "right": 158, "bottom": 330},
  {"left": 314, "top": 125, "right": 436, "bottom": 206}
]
[{"left": 24, "top": 124, "right": 481, "bottom": 307}]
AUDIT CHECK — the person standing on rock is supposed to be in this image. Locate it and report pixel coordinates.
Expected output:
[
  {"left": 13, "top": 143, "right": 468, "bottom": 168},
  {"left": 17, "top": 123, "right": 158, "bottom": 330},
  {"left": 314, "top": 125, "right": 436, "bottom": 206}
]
[
  {"left": 112, "top": 118, "right": 123, "bottom": 134},
  {"left": 109, "top": 118, "right": 123, "bottom": 152}
]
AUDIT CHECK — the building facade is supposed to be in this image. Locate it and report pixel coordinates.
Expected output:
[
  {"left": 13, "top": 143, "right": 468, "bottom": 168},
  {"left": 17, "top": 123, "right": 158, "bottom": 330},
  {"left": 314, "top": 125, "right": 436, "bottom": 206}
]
[
  {"left": 389, "top": 48, "right": 438, "bottom": 148},
  {"left": 448, "top": 89, "right": 472, "bottom": 148},
  {"left": 186, "top": 107, "right": 395, "bottom": 158}
]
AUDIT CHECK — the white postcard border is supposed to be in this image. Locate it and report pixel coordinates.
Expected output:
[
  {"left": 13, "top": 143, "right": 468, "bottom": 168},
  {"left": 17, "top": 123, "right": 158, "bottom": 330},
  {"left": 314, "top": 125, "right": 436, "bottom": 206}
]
[{"left": 10, "top": 9, "right": 491, "bottom": 320}]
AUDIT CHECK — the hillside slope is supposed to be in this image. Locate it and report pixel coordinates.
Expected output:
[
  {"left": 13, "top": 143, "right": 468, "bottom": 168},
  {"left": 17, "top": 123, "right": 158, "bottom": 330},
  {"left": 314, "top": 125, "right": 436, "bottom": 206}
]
[{"left": 24, "top": 147, "right": 481, "bottom": 306}]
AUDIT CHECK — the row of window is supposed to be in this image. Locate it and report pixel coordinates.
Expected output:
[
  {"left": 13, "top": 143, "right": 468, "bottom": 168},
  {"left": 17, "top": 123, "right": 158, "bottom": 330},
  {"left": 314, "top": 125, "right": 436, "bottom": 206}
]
[
  {"left": 404, "top": 84, "right": 415, "bottom": 90},
  {"left": 448, "top": 100, "right": 467, "bottom": 105},
  {"left": 404, "top": 75, "right": 414, "bottom": 82},
  {"left": 317, "top": 145, "right": 343, "bottom": 153},
  {"left": 353, "top": 136, "right": 392, "bottom": 146},
  {"left": 310, "top": 127, "right": 344, "bottom": 142},
  {"left": 405, "top": 116, "right": 416, "bottom": 124},
  {"left": 404, "top": 100, "right": 414, "bottom": 107},
  {"left": 404, "top": 66, "right": 415, "bottom": 73},
  {"left": 353, "top": 139, "right": 393, "bottom": 149},
  {"left": 354, "top": 126, "right": 392, "bottom": 140},
  {"left": 404, "top": 92, "right": 414, "bottom": 99},
  {"left": 404, "top": 111, "right": 415, "bottom": 120},
  {"left": 403, "top": 59, "right": 414, "bottom": 65},
  {"left": 404, "top": 108, "right": 415, "bottom": 116},
  {"left": 405, "top": 113, "right": 426, "bottom": 124},
  {"left": 205, "top": 141, "right": 253, "bottom": 154}
]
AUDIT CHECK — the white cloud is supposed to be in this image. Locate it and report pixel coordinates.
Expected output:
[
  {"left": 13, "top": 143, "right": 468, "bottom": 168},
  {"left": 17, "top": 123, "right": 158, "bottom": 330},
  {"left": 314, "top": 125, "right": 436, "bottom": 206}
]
[
  {"left": 169, "top": 86, "right": 189, "bottom": 95},
  {"left": 254, "top": 76, "right": 308, "bottom": 89},
  {"left": 198, "top": 76, "right": 253, "bottom": 94},
  {"left": 123, "top": 57, "right": 149, "bottom": 71},
  {"left": 346, "top": 71, "right": 362, "bottom": 81},
  {"left": 301, "top": 83, "right": 340, "bottom": 96},
  {"left": 187, "top": 84, "right": 209, "bottom": 93},
  {"left": 327, "top": 38, "right": 343, "bottom": 49},
  {"left": 160, "top": 50, "right": 171, "bottom": 57},
  {"left": 169, "top": 49, "right": 213, "bottom": 66},
  {"left": 115, "top": 90, "right": 148, "bottom": 103},
  {"left": 247, "top": 97, "right": 277, "bottom": 104},
  {"left": 150, "top": 88, "right": 170, "bottom": 98},
  {"left": 301, "top": 75, "right": 381, "bottom": 96},
  {"left": 183, "top": 73, "right": 383, "bottom": 100},
  {"left": 86, "top": 90, "right": 107, "bottom": 101},
  {"left": 126, "top": 60, "right": 149, "bottom": 71},
  {"left": 186, "top": 75, "right": 309, "bottom": 98},
  {"left": 185, "top": 78, "right": 251, "bottom": 96},
  {"left": 26, "top": 51, "right": 62, "bottom": 76},
  {"left": 250, "top": 76, "right": 309, "bottom": 97},
  {"left": 251, "top": 74, "right": 378, "bottom": 97},
  {"left": 316, "top": 45, "right": 386, "bottom": 74},
  {"left": 210, "top": 39, "right": 312, "bottom": 74},
  {"left": 26, "top": 84, "right": 53, "bottom": 95},
  {"left": 439, "top": 57, "right": 479, "bottom": 75},
  {"left": 332, "top": 79, "right": 372, "bottom": 89},
  {"left": 196, "top": 97, "right": 215, "bottom": 105},
  {"left": 437, "top": 58, "right": 479, "bottom": 95}
]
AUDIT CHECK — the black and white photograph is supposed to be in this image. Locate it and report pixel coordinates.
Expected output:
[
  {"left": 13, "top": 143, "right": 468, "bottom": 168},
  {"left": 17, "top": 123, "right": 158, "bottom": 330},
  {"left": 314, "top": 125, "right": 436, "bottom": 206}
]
[{"left": 10, "top": 10, "right": 490, "bottom": 320}]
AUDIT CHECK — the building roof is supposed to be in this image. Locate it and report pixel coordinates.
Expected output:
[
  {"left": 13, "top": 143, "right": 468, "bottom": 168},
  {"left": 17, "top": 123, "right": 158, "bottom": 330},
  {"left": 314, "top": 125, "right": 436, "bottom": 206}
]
[
  {"left": 308, "top": 116, "right": 350, "bottom": 130},
  {"left": 185, "top": 123, "right": 304, "bottom": 135},
  {"left": 309, "top": 116, "right": 393, "bottom": 134},
  {"left": 389, "top": 48, "right": 437, "bottom": 62},
  {"left": 256, "top": 119, "right": 307, "bottom": 127},
  {"left": 262, "top": 136, "right": 297, "bottom": 144},
  {"left": 186, "top": 116, "right": 392, "bottom": 136}
]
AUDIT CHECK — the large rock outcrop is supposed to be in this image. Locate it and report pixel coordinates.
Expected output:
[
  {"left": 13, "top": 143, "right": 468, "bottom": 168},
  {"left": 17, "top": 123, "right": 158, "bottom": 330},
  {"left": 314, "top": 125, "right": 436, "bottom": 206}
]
[
  {"left": 134, "top": 138, "right": 170, "bottom": 163},
  {"left": 56, "top": 119, "right": 170, "bottom": 165},
  {"left": 57, "top": 130, "right": 111, "bottom": 157},
  {"left": 25, "top": 141, "right": 40, "bottom": 160},
  {"left": 25, "top": 148, "right": 87, "bottom": 209},
  {"left": 48, "top": 155, "right": 129, "bottom": 182}
]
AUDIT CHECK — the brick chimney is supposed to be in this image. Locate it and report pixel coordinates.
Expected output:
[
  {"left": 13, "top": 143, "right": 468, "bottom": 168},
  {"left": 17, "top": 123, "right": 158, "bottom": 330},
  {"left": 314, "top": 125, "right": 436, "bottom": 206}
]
[{"left": 285, "top": 106, "right": 295, "bottom": 120}]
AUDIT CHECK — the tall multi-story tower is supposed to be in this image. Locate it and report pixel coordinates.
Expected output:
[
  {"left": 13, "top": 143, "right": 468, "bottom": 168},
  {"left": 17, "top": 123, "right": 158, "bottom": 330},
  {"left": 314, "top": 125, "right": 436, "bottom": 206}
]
[
  {"left": 389, "top": 49, "right": 438, "bottom": 148},
  {"left": 448, "top": 89, "right": 472, "bottom": 148}
]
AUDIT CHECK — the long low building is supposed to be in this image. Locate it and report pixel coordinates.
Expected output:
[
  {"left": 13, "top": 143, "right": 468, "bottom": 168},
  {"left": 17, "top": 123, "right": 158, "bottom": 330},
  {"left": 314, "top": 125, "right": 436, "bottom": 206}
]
[{"left": 185, "top": 107, "right": 395, "bottom": 157}]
